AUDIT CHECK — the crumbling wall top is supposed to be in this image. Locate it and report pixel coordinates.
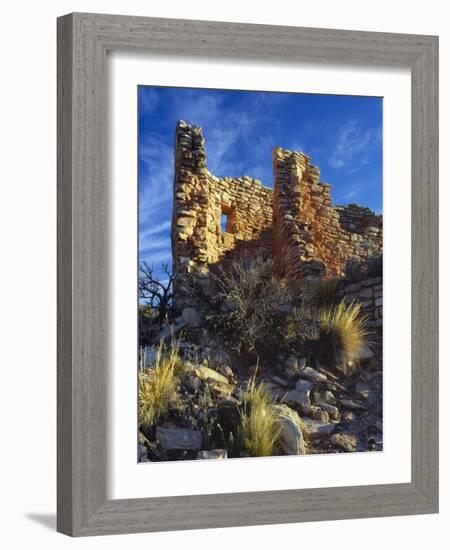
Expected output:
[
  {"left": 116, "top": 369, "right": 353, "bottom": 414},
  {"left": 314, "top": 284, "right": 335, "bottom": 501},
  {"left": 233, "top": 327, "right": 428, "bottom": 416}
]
[{"left": 171, "top": 121, "right": 382, "bottom": 290}]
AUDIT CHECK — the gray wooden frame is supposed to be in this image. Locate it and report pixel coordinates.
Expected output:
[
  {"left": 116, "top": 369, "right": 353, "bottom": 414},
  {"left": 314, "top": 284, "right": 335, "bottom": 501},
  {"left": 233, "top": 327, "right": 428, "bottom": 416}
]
[{"left": 57, "top": 12, "right": 439, "bottom": 537}]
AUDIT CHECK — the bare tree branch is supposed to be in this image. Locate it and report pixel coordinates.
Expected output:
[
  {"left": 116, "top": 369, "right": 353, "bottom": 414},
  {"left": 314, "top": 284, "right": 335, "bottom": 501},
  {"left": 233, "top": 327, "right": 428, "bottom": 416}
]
[{"left": 139, "top": 261, "right": 174, "bottom": 326}]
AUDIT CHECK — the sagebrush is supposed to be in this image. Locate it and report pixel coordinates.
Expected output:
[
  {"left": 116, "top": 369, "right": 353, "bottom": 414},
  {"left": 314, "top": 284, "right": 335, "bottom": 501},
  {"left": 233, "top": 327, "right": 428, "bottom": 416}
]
[{"left": 203, "top": 256, "right": 293, "bottom": 360}]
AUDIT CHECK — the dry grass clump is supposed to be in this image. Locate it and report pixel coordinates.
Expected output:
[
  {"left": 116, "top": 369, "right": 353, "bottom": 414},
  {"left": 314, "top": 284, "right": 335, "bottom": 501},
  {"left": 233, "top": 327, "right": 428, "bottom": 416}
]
[
  {"left": 138, "top": 343, "right": 181, "bottom": 430},
  {"left": 317, "top": 301, "right": 369, "bottom": 366},
  {"left": 240, "top": 373, "right": 282, "bottom": 457}
]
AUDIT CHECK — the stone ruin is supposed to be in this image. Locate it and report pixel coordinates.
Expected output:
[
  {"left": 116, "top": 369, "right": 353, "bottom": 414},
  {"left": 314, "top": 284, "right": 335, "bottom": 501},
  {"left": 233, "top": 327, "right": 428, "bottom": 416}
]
[{"left": 171, "top": 120, "right": 382, "bottom": 291}]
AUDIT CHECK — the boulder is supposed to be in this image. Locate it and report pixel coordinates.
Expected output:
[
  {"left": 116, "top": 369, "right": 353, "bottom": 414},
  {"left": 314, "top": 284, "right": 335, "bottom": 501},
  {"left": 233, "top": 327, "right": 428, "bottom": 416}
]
[
  {"left": 295, "top": 379, "right": 314, "bottom": 392},
  {"left": 341, "top": 410, "right": 356, "bottom": 423},
  {"left": 317, "top": 364, "right": 340, "bottom": 381},
  {"left": 355, "top": 381, "right": 378, "bottom": 405},
  {"left": 317, "top": 402, "right": 339, "bottom": 417},
  {"left": 282, "top": 388, "right": 311, "bottom": 409},
  {"left": 356, "top": 345, "right": 374, "bottom": 364},
  {"left": 273, "top": 376, "right": 290, "bottom": 388},
  {"left": 262, "top": 382, "right": 287, "bottom": 402},
  {"left": 194, "top": 366, "right": 229, "bottom": 385},
  {"left": 340, "top": 399, "right": 366, "bottom": 411},
  {"left": 284, "top": 355, "right": 298, "bottom": 371},
  {"left": 281, "top": 379, "right": 313, "bottom": 410},
  {"left": 208, "top": 380, "right": 235, "bottom": 399},
  {"left": 320, "top": 360, "right": 347, "bottom": 377},
  {"left": 211, "top": 349, "right": 230, "bottom": 365},
  {"left": 156, "top": 426, "right": 203, "bottom": 451},
  {"left": 272, "top": 404, "right": 306, "bottom": 455},
  {"left": 299, "top": 367, "right": 328, "bottom": 383},
  {"left": 300, "top": 418, "right": 336, "bottom": 436},
  {"left": 182, "top": 307, "right": 202, "bottom": 328},
  {"left": 223, "top": 365, "right": 235, "bottom": 379},
  {"left": 282, "top": 355, "right": 307, "bottom": 377},
  {"left": 309, "top": 408, "right": 330, "bottom": 422},
  {"left": 197, "top": 449, "right": 228, "bottom": 459},
  {"left": 312, "top": 387, "right": 336, "bottom": 405},
  {"left": 138, "top": 444, "right": 149, "bottom": 462},
  {"left": 156, "top": 319, "right": 187, "bottom": 341},
  {"left": 331, "top": 433, "right": 358, "bottom": 452}
]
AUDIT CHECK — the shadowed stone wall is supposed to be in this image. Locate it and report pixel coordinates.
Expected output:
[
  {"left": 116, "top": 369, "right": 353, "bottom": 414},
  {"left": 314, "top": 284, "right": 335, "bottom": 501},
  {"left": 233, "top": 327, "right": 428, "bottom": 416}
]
[{"left": 340, "top": 275, "right": 383, "bottom": 361}]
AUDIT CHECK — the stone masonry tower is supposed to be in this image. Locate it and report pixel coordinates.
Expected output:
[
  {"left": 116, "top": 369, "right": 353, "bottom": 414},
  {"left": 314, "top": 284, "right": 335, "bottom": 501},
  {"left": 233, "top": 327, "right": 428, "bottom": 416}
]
[{"left": 171, "top": 121, "right": 382, "bottom": 296}]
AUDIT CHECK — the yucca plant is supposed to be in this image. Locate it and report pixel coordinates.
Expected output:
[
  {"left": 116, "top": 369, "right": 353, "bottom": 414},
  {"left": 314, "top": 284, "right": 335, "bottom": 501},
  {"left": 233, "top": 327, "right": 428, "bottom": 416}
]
[
  {"left": 239, "top": 373, "right": 282, "bottom": 457},
  {"left": 317, "top": 300, "right": 369, "bottom": 368},
  {"left": 138, "top": 342, "right": 180, "bottom": 430},
  {"left": 310, "top": 277, "right": 339, "bottom": 308}
]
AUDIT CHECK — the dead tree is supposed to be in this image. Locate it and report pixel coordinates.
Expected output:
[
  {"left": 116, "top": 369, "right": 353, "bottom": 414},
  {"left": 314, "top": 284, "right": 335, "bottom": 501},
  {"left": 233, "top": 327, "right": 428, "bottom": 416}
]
[{"left": 138, "top": 262, "right": 174, "bottom": 326}]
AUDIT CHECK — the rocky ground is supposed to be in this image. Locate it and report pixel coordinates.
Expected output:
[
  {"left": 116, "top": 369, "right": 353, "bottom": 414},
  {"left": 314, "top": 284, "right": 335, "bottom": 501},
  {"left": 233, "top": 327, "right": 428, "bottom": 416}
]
[{"left": 138, "top": 332, "right": 382, "bottom": 462}]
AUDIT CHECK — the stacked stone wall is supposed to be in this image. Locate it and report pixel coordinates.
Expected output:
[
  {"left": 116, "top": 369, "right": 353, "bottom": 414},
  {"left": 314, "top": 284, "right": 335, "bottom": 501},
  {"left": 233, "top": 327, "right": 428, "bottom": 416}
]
[
  {"left": 272, "top": 148, "right": 383, "bottom": 282},
  {"left": 335, "top": 204, "right": 382, "bottom": 252},
  {"left": 340, "top": 275, "right": 383, "bottom": 360},
  {"left": 204, "top": 173, "right": 273, "bottom": 268},
  {"left": 172, "top": 121, "right": 273, "bottom": 282},
  {"left": 171, "top": 121, "right": 383, "bottom": 292}
]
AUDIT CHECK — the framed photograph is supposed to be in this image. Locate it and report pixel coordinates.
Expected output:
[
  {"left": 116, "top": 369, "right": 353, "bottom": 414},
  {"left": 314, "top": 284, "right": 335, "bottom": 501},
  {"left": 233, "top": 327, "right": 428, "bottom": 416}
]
[{"left": 57, "top": 13, "right": 438, "bottom": 536}]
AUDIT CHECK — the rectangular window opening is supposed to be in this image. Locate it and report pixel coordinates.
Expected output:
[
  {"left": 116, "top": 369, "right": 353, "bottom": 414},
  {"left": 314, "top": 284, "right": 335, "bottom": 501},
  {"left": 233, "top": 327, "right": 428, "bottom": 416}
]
[
  {"left": 220, "top": 204, "right": 235, "bottom": 233},
  {"left": 221, "top": 212, "right": 229, "bottom": 232}
]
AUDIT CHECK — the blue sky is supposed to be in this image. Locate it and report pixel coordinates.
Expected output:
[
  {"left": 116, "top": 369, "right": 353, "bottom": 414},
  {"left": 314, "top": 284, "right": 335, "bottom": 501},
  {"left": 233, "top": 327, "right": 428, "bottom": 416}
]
[{"left": 138, "top": 86, "right": 382, "bottom": 276}]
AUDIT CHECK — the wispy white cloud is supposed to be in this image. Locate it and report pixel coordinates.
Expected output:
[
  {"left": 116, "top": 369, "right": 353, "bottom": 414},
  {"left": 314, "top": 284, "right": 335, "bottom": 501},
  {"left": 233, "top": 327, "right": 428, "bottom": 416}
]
[
  {"left": 171, "top": 90, "right": 225, "bottom": 125},
  {"left": 329, "top": 120, "right": 380, "bottom": 171},
  {"left": 139, "top": 236, "right": 171, "bottom": 253},
  {"left": 343, "top": 187, "right": 358, "bottom": 201},
  {"left": 288, "top": 142, "right": 306, "bottom": 154},
  {"left": 141, "top": 249, "right": 172, "bottom": 267},
  {"left": 138, "top": 129, "right": 174, "bottom": 270},
  {"left": 139, "top": 87, "right": 159, "bottom": 115},
  {"left": 171, "top": 90, "right": 262, "bottom": 178},
  {"left": 333, "top": 177, "right": 380, "bottom": 209},
  {"left": 139, "top": 135, "right": 173, "bottom": 220},
  {"left": 139, "top": 220, "right": 171, "bottom": 239},
  {"left": 206, "top": 116, "right": 253, "bottom": 176}
]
